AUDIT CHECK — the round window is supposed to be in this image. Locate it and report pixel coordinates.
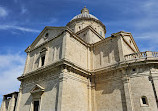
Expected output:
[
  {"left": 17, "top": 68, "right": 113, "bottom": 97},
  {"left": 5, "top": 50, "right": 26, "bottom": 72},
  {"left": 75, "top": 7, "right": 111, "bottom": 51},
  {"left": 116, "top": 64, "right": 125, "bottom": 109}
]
[
  {"left": 45, "top": 33, "right": 49, "bottom": 37},
  {"left": 44, "top": 33, "right": 49, "bottom": 40}
]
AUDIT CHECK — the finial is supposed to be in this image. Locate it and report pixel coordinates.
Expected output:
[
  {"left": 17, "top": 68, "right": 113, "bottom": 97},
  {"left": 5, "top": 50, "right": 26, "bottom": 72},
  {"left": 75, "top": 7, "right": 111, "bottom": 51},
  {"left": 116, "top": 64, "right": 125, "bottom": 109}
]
[{"left": 81, "top": 6, "right": 89, "bottom": 14}]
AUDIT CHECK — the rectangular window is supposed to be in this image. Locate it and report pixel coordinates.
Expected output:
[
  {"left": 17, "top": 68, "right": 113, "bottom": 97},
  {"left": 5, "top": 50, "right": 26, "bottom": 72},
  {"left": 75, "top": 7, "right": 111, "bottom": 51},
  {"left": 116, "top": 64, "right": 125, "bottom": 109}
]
[
  {"left": 34, "top": 101, "right": 39, "bottom": 111},
  {"left": 41, "top": 55, "right": 45, "bottom": 66},
  {"left": 142, "top": 98, "right": 147, "bottom": 104}
]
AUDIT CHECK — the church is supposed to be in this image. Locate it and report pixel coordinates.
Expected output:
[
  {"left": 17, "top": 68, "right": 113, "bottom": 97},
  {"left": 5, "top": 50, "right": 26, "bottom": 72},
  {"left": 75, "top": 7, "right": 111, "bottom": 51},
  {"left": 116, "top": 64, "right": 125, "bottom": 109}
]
[{"left": 1, "top": 7, "right": 158, "bottom": 111}]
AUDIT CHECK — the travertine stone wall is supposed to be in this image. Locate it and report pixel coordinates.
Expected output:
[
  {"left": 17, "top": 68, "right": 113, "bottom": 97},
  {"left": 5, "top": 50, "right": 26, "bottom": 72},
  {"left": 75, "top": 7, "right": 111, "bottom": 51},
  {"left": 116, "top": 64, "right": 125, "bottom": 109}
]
[
  {"left": 77, "top": 28, "right": 102, "bottom": 44},
  {"left": 64, "top": 33, "right": 90, "bottom": 70},
  {"left": 127, "top": 66, "right": 158, "bottom": 111},
  {"left": 60, "top": 71, "right": 89, "bottom": 111},
  {"left": 17, "top": 69, "right": 62, "bottom": 111},
  {"left": 93, "top": 37, "right": 120, "bottom": 69},
  {"left": 95, "top": 71, "right": 126, "bottom": 111},
  {"left": 24, "top": 34, "right": 64, "bottom": 74}
]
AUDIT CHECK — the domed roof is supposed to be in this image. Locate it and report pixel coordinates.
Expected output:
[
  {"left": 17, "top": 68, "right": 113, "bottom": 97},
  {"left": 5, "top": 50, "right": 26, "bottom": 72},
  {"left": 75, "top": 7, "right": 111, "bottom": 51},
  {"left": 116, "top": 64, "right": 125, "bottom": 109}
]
[
  {"left": 71, "top": 7, "right": 99, "bottom": 21},
  {"left": 67, "top": 7, "right": 106, "bottom": 34}
]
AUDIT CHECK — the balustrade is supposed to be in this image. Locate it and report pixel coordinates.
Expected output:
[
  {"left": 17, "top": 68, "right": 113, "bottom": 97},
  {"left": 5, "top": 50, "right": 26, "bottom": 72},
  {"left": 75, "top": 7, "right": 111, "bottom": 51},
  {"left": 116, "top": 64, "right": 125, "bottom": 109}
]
[{"left": 124, "top": 51, "right": 158, "bottom": 60}]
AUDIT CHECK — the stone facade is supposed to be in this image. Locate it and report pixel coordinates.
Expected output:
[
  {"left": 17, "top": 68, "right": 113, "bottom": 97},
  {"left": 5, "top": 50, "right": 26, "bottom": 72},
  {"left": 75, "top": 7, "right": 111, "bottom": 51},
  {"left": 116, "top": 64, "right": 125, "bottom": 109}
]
[{"left": 1, "top": 7, "right": 158, "bottom": 111}]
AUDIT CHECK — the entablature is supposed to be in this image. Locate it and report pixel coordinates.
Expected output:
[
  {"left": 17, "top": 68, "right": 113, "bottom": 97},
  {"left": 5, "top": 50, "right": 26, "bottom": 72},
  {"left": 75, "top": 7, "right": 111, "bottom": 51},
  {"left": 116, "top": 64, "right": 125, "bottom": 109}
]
[{"left": 18, "top": 59, "right": 91, "bottom": 81}]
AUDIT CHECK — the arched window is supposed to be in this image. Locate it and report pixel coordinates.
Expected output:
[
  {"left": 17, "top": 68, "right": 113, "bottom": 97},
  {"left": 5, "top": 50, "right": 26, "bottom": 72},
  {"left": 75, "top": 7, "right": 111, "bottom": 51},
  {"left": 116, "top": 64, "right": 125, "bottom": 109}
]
[{"left": 140, "top": 96, "right": 149, "bottom": 106}]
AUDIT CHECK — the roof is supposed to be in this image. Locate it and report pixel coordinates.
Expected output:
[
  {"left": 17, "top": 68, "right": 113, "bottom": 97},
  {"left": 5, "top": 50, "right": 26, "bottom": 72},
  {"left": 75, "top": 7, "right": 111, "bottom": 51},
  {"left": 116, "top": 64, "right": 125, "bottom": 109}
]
[
  {"left": 71, "top": 6, "right": 99, "bottom": 21},
  {"left": 4, "top": 91, "right": 19, "bottom": 97},
  {"left": 71, "top": 13, "right": 99, "bottom": 21},
  {"left": 67, "top": 7, "right": 106, "bottom": 33}
]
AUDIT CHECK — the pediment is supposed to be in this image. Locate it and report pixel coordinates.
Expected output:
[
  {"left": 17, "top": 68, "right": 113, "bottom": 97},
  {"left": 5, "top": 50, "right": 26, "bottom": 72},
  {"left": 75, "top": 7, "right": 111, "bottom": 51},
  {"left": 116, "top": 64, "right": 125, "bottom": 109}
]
[
  {"left": 121, "top": 32, "right": 139, "bottom": 53},
  {"left": 75, "top": 26, "right": 104, "bottom": 44},
  {"left": 76, "top": 25, "right": 104, "bottom": 40},
  {"left": 25, "top": 26, "right": 66, "bottom": 52},
  {"left": 30, "top": 84, "right": 44, "bottom": 94}
]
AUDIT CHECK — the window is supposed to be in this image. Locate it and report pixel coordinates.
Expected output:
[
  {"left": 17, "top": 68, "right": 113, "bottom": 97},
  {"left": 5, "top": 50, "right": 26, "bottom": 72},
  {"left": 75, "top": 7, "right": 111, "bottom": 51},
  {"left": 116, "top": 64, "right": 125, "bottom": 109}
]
[
  {"left": 30, "top": 85, "right": 44, "bottom": 111},
  {"left": 142, "top": 97, "right": 147, "bottom": 104},
  {"left": 41, "top": 55, "right": 45, "bottom": 66},
  {"left": 45, "top": 33, "right": 49, "bottom": 37},
  {"left": 132, "top": 68, "right": 136, "bottom": 72},
  {"left": 140, "top": 96, "right": 148, "bottom": 106},
  {"left": 34, "top": 101, "right": 39, "bottom": 111},
  {"left": 44, "top": 33, "right": 49, "bottom": 40},
  {"left": 40, "top": 47, "right": 47, "bottom": 67}
]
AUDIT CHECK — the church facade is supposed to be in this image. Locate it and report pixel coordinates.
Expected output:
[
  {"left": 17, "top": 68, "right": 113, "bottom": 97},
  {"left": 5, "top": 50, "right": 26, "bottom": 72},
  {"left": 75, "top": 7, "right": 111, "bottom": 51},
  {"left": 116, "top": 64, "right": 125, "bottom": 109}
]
[{"left": 1, "top": 7, "right": 158, "bottom": 111}]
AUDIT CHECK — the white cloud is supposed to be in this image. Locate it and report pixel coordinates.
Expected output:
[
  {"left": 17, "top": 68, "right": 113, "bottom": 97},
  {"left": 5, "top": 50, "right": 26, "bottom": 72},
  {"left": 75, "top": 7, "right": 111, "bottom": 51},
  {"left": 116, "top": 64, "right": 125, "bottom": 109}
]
[
  {"left": 0, "top": 25, "right": 40, "bottom": 33},
  {"left": 134, "top": 32, "right": 158, "bottom": 40},
  {"left": 0, "top": 7, "right": 8, "bottom": 17},
  {"left": 134, "top": 32, "right": 158, "bottom": 51},
  {"left": 0, "top": 53, "right": 26, "bottom": 104}
]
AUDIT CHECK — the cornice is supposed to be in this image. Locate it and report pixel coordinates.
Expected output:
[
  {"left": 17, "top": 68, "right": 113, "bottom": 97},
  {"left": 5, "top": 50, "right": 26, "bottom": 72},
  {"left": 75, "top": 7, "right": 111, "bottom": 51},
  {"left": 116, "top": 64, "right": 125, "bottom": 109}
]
[
  {"left": 18, "top": 56, "right": 158, "bottom": 81},
  {"left": 26, "top": 27, "right": 92, "bottom": 53},
  {"left": 122, "top": 37, "right": 136, "bottom": 53},
  {"left": 92, "top": 59, "right": 158, "bottom": 74},
  {"left": 17, "top": 59, "right": 91, "bottom": 81}
]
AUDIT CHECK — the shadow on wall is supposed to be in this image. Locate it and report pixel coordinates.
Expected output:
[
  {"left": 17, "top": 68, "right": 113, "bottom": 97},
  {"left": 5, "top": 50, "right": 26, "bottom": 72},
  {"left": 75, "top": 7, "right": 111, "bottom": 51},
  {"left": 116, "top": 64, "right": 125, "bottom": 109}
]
[
  {"left": 95, "top": 76, "right": 127, "bottom": 111},
  {"left": 102, "top": 38, "right": 120, "bottom": 62},
  {"left": 94, "top": 37, "right": 120, "bottom": 68},
  {"left": 24, "top": 79, "right": 61, "bottom": 111}
]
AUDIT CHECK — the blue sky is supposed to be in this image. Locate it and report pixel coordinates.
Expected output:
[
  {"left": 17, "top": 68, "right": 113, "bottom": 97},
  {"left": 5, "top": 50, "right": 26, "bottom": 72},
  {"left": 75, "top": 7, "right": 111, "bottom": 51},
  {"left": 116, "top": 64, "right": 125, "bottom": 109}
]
[{"left": 0, "top": 0, "right": 158, "bottom": 105}]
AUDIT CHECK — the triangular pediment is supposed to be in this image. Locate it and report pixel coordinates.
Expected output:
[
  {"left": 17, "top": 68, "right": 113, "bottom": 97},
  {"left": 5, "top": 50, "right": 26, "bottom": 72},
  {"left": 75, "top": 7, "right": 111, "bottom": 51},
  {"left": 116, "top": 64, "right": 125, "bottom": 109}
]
[
  {"left": 30, "top": 84, "right": 44, "bottom": 94},
  {"left": 25, "top": 26, "right": 66, "bottom": 52},
  {"left": 75, "top": 26, "right": 104, "bottom": 44},
  {"left": 76, "top": 25, "right": 104, "bottom": 40},
  {"left": 121, "top": 32, "right": 139, "bottom": 53}
]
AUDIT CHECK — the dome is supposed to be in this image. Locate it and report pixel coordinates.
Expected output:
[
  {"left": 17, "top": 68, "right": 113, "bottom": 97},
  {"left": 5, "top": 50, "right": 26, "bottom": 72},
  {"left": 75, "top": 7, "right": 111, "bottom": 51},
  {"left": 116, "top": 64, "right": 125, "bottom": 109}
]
[
  {"left": 67, "top": 7, "right": 106, "bottom": 34},
  {"left": 71, "top": 6, "right": 99, "bottom": 21}
]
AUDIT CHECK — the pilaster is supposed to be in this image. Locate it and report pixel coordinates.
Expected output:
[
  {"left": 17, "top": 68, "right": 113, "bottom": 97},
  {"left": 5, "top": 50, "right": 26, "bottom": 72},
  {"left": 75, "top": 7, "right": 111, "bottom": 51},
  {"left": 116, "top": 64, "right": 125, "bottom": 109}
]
[
  {"left": 23, "top": 52, "right": 30, "bottom": 75},
  {"left": 56, "top": 65, "right": 68, "bottom": 111},
  {"left": 90, "top": 75, "right": 97, "bottom": 111},
  {"left": 122, "top": 69, "right": 134, "bottom": 111},
  {"left": 149, "top": 69, "right": 158, "bottom": 108},
  {"left": 15, "top": 86, "right": 22, "bottom": 111}
]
